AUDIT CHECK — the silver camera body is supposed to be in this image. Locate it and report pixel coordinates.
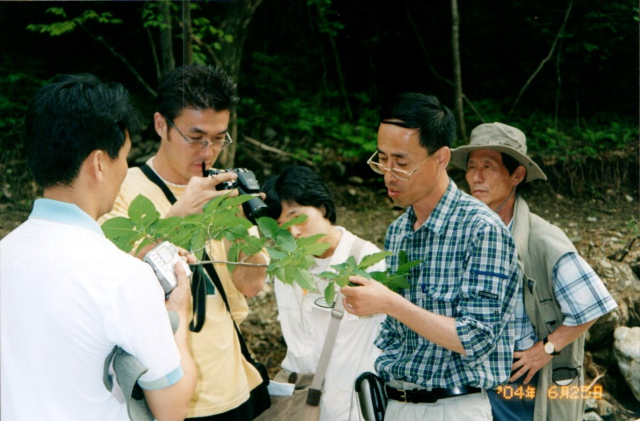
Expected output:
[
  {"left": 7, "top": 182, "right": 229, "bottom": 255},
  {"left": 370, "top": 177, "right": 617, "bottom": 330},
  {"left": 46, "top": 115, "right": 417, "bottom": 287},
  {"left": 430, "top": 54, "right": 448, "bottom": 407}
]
[{"left": 144, "top": 241, "right": 192, "bottom": 296}]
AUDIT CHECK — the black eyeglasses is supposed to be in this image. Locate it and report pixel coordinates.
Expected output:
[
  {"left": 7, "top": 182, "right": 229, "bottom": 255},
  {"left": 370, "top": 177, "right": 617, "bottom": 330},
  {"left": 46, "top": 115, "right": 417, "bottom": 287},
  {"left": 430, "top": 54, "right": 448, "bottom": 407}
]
[{"left": 166, "top": 118, "right": 233, "bottom": 150}]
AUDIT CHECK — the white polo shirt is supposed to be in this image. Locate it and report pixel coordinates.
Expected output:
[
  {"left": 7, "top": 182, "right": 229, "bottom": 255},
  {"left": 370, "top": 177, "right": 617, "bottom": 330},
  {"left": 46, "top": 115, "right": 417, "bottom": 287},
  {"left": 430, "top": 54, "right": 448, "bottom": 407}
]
[{"left": 1, "top": 199, "right": 183, "bottom": 420}]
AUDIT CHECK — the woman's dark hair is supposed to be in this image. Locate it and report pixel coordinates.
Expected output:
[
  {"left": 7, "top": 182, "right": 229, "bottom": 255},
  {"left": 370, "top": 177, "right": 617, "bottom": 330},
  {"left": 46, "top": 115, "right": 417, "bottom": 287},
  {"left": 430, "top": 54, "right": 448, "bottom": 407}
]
[
  {"left": 379, "top": 93, "right": 456, "bottom": 154},
  {"left": 261, "top": 166, "right": 337, "bottom": 224},
  {"left": 25, "top": 73, "right": 142, "bottom": 188},
  {"left": 157, "top": 65, "right": 239, "bottom": 121}
]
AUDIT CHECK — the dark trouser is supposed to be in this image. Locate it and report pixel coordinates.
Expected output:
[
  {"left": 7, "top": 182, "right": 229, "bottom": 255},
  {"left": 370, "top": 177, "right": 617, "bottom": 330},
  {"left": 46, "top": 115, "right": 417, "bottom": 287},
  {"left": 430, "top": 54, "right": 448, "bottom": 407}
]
[
  {"left": 487, "top": 372, "right": 539, "bottom": 421},
  {"left": 186, "top": 396, "right": 253, "bottom": 421}
]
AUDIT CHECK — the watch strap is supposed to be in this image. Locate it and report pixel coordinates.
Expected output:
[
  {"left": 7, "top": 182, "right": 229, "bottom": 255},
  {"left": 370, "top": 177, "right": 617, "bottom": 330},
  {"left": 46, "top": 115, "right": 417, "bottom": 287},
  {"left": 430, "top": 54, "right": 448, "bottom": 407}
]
[{"left": 543, "top": 336, "right": 560, "bottom": 355}]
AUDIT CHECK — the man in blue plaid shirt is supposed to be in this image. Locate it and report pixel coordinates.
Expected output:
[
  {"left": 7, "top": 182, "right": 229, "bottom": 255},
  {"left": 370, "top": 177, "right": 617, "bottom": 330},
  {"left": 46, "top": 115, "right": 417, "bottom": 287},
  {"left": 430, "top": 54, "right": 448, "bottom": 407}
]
[
  {"left": 450, "top": 122, "right": 617, "bottom": 421},
  {"left": 342, "top": 94, "right": 519, "bottom": 421}
]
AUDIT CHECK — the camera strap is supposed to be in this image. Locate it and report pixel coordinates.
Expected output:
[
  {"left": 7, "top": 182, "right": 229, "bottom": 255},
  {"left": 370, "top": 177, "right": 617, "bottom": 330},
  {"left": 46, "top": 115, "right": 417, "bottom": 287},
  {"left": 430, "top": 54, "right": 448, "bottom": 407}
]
[{"left": 140, "top": 163, "right": 210, "bottom": 333}]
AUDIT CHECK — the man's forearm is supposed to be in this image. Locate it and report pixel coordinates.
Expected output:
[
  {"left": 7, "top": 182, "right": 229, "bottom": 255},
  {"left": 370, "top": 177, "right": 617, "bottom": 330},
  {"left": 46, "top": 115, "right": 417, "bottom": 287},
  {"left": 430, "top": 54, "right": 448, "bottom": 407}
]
[
  {"left": 546, "top": 319, "right": 598, "bottom": 352},
  {"left": 385, "top": 293, "right": 467, "bottom": 355}
]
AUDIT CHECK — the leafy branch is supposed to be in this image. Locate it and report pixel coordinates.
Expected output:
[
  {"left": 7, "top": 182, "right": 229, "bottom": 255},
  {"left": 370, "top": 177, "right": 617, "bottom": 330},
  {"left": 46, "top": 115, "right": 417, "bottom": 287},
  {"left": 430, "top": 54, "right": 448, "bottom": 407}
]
[{"left": 102, "top": 194, "right": 415, "bottom": 296}]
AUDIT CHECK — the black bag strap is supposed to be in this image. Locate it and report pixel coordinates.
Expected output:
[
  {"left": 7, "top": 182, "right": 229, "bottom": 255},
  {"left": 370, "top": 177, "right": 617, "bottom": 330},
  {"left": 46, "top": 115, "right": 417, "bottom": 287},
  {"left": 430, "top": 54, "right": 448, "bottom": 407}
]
[
  {"left": 205, "top": 261, "right": 257, "bottom": 365},
  {"left": 139, "top": 164, "right": 258, "bottom": 370},
  {"left": 139, "top": 163, "right": 207, "bottom": 332},
  {"left": 140, "top": 164, "right": 177, "bottom": 204}
]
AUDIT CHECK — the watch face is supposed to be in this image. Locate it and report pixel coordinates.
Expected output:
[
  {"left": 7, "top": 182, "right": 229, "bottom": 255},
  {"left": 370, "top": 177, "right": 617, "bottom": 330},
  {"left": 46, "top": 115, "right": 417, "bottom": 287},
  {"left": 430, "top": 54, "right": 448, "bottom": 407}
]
[{"left": 544, "top": 341, "right": 555, "bottom": 354}]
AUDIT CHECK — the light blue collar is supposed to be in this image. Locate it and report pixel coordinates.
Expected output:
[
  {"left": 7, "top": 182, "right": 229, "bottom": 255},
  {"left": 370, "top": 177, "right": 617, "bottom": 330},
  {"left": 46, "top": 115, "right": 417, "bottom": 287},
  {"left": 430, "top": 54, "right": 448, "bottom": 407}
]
[{"left": 29, "top": 198, "right": 105, "bottom": 237}]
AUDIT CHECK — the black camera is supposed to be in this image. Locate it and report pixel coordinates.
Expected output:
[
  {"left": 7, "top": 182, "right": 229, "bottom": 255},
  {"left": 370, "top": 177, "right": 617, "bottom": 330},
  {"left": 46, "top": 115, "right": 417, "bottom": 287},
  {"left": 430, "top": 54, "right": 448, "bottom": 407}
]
[{"left": 206, "top": 168, "right": 268, "bottom": 224}]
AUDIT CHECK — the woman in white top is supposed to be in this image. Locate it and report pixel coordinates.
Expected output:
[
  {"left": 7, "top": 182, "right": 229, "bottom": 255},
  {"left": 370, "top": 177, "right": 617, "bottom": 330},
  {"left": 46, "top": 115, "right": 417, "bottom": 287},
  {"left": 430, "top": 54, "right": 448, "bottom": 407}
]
[{"left": 262, "top": 166, "right": 386, "bottom": 421}]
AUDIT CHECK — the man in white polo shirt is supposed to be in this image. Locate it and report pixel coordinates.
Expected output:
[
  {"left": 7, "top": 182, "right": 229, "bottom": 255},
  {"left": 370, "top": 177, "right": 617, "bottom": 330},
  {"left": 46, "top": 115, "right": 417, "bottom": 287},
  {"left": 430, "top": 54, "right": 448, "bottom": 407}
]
[{"left": 0, "top": 74, "right": 197, "bottom": 420}]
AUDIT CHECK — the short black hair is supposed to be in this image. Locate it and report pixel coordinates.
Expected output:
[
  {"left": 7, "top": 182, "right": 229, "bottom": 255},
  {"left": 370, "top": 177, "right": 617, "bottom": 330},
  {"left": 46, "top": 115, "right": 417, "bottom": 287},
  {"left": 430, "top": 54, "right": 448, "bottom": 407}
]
[
  {"left": 157, "top": 65, "right": 239, "bottom": 121},
  {"left": 25, "top": 73, "right": 142, "bottom": 188},
  {"left": 261, "top": 166, "right": 337, "bottom": 224},
  {"left": 379, "top": 93, "right": 456, "bottom": 154}
]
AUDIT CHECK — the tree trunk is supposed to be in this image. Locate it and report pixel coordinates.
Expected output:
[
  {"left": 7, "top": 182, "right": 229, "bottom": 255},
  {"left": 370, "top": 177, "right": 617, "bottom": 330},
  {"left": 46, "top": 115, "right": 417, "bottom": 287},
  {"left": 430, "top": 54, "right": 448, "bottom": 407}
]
[
  {"left": 217, "top": 0, "right": 264, "bottom": 168},
  {"left": 182, "top": 0, "right": 192, "bottom": 66},
  {"left": 158, "top": 1, "right": 175, "bottom": 79},
  {"left": 451, "top": 0, "right": 466, "bottom": 141}
]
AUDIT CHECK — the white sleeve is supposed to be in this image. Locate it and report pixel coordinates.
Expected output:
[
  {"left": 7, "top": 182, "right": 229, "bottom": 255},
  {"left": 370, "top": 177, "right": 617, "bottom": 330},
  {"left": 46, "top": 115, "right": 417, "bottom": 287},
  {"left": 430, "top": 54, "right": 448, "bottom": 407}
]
[{"left": 105, "top": 263, "right": 183, "bottom": 389}]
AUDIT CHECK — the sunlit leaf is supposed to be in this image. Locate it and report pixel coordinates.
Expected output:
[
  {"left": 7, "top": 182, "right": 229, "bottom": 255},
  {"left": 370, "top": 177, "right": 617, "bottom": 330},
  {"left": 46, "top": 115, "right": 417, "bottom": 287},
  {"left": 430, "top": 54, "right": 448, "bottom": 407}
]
[
  {"left": 358, "top": 251, "right": 392, "bottom": 269},
  {"left": 324, "top": 282, "right": 335, "bottom": 306}
]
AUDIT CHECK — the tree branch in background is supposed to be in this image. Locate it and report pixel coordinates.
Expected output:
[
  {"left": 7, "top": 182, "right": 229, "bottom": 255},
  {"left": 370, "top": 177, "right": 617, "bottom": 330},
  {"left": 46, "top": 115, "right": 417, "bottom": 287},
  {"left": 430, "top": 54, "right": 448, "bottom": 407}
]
[
  {"left": 145, "top": 26, "right": 162, "bottom": 83},
  {"left": 181, "top": 0, "right": 192, "bottom": 66},
  {"left": 158, "top": 1, "right": 175, "bottom": 78},
  {"left": 243, "top": 136, "right": 316, "bottom": 167},
  {"left": 405, "top": 6, "right": 485, "bottom": 125},
  {"left": 79, "top": 22, "right": 157, "bottom": 97},
  {"left": 554, "top": 37, "right": 563, "bottom": 130},
  {"left": 510, "top": 0, "right": 573, "bottom": 114},
  {"left": 450, "top": 0, "right": 467, "bottom": 140}
]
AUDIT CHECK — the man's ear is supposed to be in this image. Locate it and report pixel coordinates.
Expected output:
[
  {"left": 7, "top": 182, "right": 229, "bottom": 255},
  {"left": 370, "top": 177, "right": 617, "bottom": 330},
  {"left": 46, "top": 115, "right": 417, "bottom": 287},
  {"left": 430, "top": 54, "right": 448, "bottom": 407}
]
[
  {"left": 84, "top": 149, "right": 106, "bottom": 183},
  {"left": 154, "top": 112, "right": 167, "bottom": 139},
  {"left": 436, "top": 147, "right": 451, "bottom": 169},
  {"left": 513, "top": 165, "right": 526, "bottom": 186}
]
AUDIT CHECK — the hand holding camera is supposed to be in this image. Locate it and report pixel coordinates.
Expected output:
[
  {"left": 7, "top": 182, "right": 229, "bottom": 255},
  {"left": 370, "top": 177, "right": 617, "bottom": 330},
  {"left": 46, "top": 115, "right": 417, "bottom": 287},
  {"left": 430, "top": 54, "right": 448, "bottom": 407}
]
[{"left": 206, "top": 168, "right": 268, "bottom": 224}]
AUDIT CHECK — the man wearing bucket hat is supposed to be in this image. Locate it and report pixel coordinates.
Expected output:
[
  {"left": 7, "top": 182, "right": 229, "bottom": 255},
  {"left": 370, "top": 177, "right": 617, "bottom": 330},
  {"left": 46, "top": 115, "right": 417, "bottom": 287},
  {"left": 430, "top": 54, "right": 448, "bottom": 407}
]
[{"left": 451, "top": 122, "right": 617, "bottom": 421}]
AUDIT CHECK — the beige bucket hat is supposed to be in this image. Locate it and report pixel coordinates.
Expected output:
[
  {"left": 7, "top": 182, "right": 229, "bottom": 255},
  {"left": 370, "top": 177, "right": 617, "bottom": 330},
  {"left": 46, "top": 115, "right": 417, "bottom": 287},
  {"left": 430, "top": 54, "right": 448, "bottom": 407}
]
[{"left": 450, "top": 122, "right": 547, "bottom": 182}]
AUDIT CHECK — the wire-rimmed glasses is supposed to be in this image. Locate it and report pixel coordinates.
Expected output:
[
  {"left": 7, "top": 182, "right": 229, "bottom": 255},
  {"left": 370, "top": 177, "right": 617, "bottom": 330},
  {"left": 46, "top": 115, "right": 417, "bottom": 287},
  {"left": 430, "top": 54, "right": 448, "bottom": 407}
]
[
  {"left": 166, "top": 118, "right": 233, "bottom": 150},
  {"left": 367, "top": 150, "right": 428, "bottom": 181}
]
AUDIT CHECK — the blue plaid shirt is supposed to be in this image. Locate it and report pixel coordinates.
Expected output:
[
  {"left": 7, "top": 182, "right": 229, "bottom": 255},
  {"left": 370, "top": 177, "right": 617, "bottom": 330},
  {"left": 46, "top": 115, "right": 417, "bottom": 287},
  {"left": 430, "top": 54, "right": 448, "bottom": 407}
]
[{"left": 375, "top": 180, "right": 519, "bottom": 389}]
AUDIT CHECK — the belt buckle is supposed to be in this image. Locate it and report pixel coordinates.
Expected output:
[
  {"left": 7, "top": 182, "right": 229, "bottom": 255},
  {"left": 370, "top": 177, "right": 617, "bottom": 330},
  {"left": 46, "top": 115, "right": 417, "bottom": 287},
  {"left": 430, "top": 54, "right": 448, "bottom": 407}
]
[{"left": 397, "top": 388, "right": 407, "bottom": 403}]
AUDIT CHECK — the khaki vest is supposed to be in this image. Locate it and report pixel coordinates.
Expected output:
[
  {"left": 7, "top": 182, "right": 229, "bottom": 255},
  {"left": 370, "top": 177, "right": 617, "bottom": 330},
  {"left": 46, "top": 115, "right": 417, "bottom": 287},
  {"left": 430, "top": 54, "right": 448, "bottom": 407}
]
[{"left": 512, "top": 196, "right": 586, "bottom": 421}]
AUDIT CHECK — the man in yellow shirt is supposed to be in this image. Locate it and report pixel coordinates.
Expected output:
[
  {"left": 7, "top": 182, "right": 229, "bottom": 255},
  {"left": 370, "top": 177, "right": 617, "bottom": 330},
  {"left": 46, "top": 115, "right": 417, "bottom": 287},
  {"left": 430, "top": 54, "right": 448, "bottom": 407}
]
[{"left": 101, "top": 65, "right": 267, "bottom": 420}]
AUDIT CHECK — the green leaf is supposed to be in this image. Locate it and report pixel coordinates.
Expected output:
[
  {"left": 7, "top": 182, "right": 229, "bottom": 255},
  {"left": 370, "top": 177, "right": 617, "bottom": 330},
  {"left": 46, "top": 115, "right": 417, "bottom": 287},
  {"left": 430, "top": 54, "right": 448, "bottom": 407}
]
[
  {"left": 266, "top": 247, "right": 287, "bottom": 260},
  {"left": 101, "top": 217, "right": 139, "bottom": 252},
  {"left": 134, "top": 237, "right": 153, "bottom": 256},
  {"left": 358, "top": 251, "right": 392, "bottom": 269},
  {"left": 47, "top": 7, "right": 67, "bottom": 18},
  {"left": 293, "top": 268, "right": 316, "bottom": 291},
  {"left": 353, "top": 268, "right": 372, "bottom": 279},
  {"left": 202, "top": 195, "right": 227, "bottom": 213},
  {"left": 273, "top": 267, "right": 288, "bottom": 284},
  {"left": 257, "top": 217, "right": 280, "bottom": 239},
  {"left": 397, "top": 258, "right": 422, "bottom": 274},
  {"left": 324, "top": 282, "right": 335, "bottom": 306},
  {"left": 295, "top": 233, "right": 325, "bottom": 247},
  {"left": 222, "top": 194, "right": 252, "bottom": 209},
  {"left": 128, "top": 195, "right": 160, "bottom": 230},
  {"left": 371, "top": 271, "right": 410, "bottom": 291},
  {"left": 276, "top": 230, "right": 297, "bottom": 252},
  {"left": 301, "top": 242, "right": 330, "bottom": 257},
  {"left": 318, "top": 270, "right": 337, "bottom": 280},
  {"left": 280, "top": 215, "right": 307, "bottom": 230},
  {"left": 227, "top": 242, "right": 241, "bottom": 273}
]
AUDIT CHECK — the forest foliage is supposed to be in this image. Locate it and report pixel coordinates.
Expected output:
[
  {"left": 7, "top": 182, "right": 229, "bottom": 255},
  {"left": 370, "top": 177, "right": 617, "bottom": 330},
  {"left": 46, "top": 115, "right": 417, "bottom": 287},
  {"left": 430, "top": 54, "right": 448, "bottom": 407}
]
[{"left": 0, "top": 0, "right": 637, "bottom": 205}]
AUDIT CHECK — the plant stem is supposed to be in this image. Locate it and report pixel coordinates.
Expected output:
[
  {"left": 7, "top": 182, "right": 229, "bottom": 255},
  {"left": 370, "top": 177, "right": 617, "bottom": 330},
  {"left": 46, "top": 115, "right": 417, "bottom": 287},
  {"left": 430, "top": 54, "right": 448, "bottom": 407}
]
[{"left": 190, "top": 260, "right": 268, "bottom": 267}]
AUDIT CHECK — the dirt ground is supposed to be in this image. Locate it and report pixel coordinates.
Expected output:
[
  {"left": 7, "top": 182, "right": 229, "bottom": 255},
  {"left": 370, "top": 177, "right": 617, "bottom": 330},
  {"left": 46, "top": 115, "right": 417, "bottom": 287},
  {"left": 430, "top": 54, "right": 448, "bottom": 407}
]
[{"left": 1, "top": 176, "right": 639, "bottom": 417}]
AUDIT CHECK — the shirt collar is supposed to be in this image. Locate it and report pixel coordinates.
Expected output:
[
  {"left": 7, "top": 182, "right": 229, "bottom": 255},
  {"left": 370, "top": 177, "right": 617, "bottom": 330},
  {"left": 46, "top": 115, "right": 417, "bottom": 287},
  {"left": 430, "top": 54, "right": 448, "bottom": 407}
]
[
  {"left": 29, "top": 198, "right": 105, "bottom": 237},
  {"left": 406, "top": 179, "right": 459, "bottom": 234}
]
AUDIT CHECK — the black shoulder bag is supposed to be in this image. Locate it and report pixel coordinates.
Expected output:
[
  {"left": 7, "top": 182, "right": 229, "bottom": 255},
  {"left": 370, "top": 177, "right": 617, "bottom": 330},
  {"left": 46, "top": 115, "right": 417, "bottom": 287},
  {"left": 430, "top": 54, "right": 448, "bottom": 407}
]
[{"left": 139, "top": 164, "right": 271, "bottom": 417}]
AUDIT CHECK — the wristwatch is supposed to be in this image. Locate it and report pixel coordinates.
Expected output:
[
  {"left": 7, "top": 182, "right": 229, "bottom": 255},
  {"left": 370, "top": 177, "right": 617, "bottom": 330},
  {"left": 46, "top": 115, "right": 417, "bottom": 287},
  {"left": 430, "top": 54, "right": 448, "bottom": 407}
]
[{"left": 543, "top": 336, "right": 560, "bottom": 355}]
